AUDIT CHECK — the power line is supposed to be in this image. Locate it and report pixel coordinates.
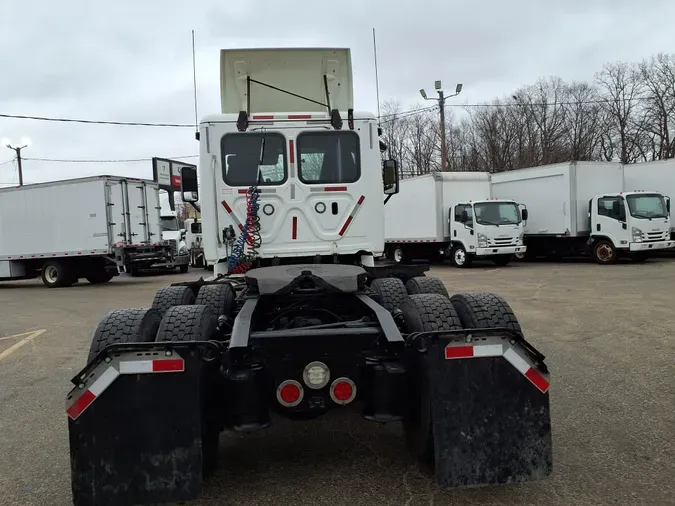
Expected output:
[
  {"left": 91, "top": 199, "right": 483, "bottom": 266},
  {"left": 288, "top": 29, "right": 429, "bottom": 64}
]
[
  {"left": 0, "top": 158, "right": 16, "bottom": 166},
  {"left": 23, "top": 154, "right": 198, "bottom": 163},
  {"left": 0, "top": 113, "right": 194, "bottom": 128}
]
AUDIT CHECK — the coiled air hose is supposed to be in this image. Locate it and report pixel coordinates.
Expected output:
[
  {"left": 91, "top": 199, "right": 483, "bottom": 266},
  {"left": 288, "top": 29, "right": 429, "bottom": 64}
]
[{"left": 228, "top": 186, "right": 261, "bottom": 274}]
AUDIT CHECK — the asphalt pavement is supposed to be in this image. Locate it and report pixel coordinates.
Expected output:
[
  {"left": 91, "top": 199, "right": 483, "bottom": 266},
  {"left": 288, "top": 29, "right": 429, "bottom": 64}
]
[{"left": 0, "top": 259, "right": 673, "bottom": 506}]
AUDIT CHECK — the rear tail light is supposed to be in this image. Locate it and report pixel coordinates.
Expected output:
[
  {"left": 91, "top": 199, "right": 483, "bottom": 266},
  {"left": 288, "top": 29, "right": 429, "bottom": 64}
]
[
  {"left": 277, "top": 380, "right": 304, "bottom": 407},
  {"left": 330, "top": 377, "right": 357, "bottom": 405}
]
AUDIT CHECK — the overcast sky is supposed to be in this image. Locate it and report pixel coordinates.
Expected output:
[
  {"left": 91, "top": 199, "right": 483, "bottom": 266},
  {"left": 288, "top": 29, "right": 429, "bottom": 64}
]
[{"left": 1, "top": 0, "right": 673, "bottom": 186}]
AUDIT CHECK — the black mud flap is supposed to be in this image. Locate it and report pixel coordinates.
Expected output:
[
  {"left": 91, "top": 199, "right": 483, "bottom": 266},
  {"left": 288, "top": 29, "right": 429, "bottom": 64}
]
[
  {"left": 66, "top": 343, "right": 221, "bottom": 506},
  {"left": 426, "top": 332, "right": 552, "bottom": 488}
]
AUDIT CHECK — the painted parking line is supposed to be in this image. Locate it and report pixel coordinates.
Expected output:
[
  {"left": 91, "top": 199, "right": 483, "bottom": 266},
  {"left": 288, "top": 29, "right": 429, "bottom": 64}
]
[{"left": 0, "top": 329, "right": 47, "bottom": 361}]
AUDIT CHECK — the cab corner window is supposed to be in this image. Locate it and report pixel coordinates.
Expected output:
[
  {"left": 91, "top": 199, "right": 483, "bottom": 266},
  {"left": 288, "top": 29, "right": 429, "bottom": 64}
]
[
  {"left": 297, "top": 131, "right": 360, "bottom": 184},
  {"left": 221, "top": 133, "right": 287, "bottom": 186}
]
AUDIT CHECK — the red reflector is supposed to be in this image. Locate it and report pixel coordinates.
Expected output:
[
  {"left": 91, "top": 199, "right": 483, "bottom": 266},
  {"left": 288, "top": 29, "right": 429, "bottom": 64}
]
[
  {"left": 525, "top": 368, "right": 550, "bottom": 393},
  {"left": 338, "top": 215, "right": 353, "bottom": 236},
  {"left": 324, "top": 186, "right": 347, "bottom": 192},
  {"left": 332, "top": 381, "right": 353, "bottom": 401},
  {"left": 280, "top": 383, "right": 301, "bottom": 404},
  {"left": 67, "top": 390, "right": 96, "bottom": 419},
  {"left": 152, "top": 359, "right": 184, "bottom": 372},
  {"left": 445, "top": 345, "right": 474, "bottom": 359}
]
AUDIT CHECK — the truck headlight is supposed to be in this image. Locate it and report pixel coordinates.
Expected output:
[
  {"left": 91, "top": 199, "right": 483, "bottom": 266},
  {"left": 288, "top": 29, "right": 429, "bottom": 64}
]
[
  {"left": 179, "top": 245, "right": 188, "bottom": 255},
  {"left": 477, "top": 233, "right": 489, "bottom": 248},
  {"left": 517, "top": 232, "right": 524, "bottom": 245},
  {"left": 631, "top": 227, "right": 643, "bottom": 243}
]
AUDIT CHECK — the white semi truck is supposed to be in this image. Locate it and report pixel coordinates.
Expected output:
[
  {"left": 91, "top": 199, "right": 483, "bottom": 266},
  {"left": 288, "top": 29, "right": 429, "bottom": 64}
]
[
  {"left": 623, "top": 158, "right": 675, "bottom": 239},
  {"left": 66, "top": 47, "right": 552, "bottom": 505},
  {"left": 384, "top": 172, "right": 527, "bottom": 267},
  {"left": 157, "top": 191, "right": 190, "bottom": 273},
  {"left": 491, "top": 161, "right": 674, "bottom": 263},
  {"left": 0, "top": 176, "right": 171, "bottom": 287},
  {"left": 184, "top": 217, "right": 205, "bottom": 268}
]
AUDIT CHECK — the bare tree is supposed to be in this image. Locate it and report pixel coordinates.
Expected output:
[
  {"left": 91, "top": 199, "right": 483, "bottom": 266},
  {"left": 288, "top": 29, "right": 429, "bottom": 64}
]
[
  {"left": 562, "top": 82, "right": 604, "bottom": 161},
  {"left": 636, "top": 53, "right": 675, "bottom": 160},
  {"left": 595, "top": 62, "right": 645, "bottom": 163}
]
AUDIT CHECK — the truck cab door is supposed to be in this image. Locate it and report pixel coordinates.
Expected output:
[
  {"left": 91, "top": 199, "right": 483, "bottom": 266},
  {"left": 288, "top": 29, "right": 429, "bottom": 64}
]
[
  {"left": 592, "top": 196, "right": 627, "bottom": 248},
  {"left": 451, "top": 203, "right": 474, "bottom": 248}
]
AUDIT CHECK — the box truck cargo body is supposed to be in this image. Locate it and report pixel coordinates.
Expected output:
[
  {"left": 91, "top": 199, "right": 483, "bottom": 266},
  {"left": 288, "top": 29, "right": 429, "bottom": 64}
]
[
  {"left": 384, "top": 172, "right": 527, "bottom": 267},
  {"left": 623, "top": 159, "right": 675, "bottom": 239},
  {"left": 0, "top": 176, "right": 172, "bottom": 287},
  {"left": 491, "top": 162, "right": 674, "bottom": 263}
]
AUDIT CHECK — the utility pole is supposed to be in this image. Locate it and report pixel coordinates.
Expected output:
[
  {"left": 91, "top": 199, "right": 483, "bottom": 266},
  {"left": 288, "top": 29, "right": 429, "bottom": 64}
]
[
  {"left": 2, "top": 137, "right": 31, "bottom": 186},
  {"left": 420, "top": 82, "right": 463, "bottom": 171}
]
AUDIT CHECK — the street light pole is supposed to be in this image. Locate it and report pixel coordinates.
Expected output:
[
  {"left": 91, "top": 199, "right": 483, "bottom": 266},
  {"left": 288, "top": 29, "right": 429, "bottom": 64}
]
[
  {"left": 420, "top": 82, "right": 463, "bottom": 172},
  {"left": 2, "top": 138, "right": 30, "bottom": 186}
]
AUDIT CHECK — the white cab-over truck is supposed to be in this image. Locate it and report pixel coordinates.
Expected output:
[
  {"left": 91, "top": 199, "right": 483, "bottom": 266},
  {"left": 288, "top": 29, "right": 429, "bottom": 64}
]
[
  {"left": 66, "top": 48, "right": 552, "bottom": 506},
  {"left": 491, "top": 161, "right": 674, "bottom": 263},
  {"left": 0, "top": 176, "right": 171, "bottom": 287},
  {"left": 384, "top": 172, "right": 527, "bottom": 267},
  {"left": 623, "top": 158, "right": 675, "bottom": 240}
]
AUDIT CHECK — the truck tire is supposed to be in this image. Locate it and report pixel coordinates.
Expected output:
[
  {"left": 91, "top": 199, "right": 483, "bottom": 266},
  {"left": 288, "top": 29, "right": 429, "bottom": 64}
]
[
  {"left": 449, "top": 292, "right": 522, "bottom": 335},
  {"left": 388, "top": 245, "right": 405, "bottom": 264},
  {"left": 41, "top": 260, "right": 75, "bottom": 288},
  {"left": 152, "top": 286, "right": 196, "bottom": 318},
  {"left": 492, "top": 255, "right": 512, "bottom": 266},
  {"left": 86, "top": 271, "right": 114, "bottom": 284},
  {"left": 195, "top": 284, "right": 236, "bottom": 319},
  {"left": 593, "top": 240, "right": 617, "bottom": 264},
  {"left": 155, "top": 304, "right": 220, "bottom": 475},
  {"left": 400, "top": 294, "right": 462, "bottom": 463},
  {"left": 87, "top": 308, "right": 162, "bottom": 362},
  {"left": 179, "top": 264, "right": 189, "bottom": 274},
  {"left": 370, "top": 277, "right": 408, "bottom": 312},
  {"left": 450, "top": 244, "right": 471, "bottom": 268},
  {"left": 155, "top": 304, "right": 218, "bottom": 343},
  {"left": 405, "top": 276, "right": 449, "bottom": 298}
]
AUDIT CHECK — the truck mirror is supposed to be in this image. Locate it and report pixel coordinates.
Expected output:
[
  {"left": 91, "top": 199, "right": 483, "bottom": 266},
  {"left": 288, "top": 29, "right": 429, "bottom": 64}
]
[
  {"left": 521, "top": 208, "right": 528, "bottom": 221},
  {"left": 461, "top": 210, "right": 469, "bottom": 223},
  {"left": 383, "top": 159, "right": 399, "bottom": 195},
  {"left": 666, "top": 197, "right": 671, "bottom": 214},
  {"left": 180, "top": 166, "right": 199, "bottom": 203}
]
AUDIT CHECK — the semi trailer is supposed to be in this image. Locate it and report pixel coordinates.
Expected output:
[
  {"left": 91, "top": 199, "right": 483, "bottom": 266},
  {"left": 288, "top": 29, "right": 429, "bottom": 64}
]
[
  {"left": 0, "top": 175, "right": 171, "bottom": 287},
  {"left": 623, "top": 158, "right": 675, "bottom": 239},
  {"left": 384, "top": 172, "right": 527, "bottom": 267},
  {"left": 491, "top": 161, "right": 673, "bottom": 263},
  {"left": 66, "top": 48, "right": 552, "bottom": 506}
]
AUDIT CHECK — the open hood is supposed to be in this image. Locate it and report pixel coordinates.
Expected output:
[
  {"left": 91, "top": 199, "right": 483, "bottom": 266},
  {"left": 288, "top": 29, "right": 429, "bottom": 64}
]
[{"left": 220, "top": 48, "right": 354, "bottom": 114}]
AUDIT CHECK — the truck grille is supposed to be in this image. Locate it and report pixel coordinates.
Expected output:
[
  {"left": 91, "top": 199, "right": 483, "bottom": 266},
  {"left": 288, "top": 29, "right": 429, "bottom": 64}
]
[
  {"left": 489, "top": 237, "right": 517, "bottom": 246},
  {"left": 644, "top": 231, "right": 668, "bottom": 242},
  {"left": 167, "top": 239, "right": 178, "bottom": 255}
]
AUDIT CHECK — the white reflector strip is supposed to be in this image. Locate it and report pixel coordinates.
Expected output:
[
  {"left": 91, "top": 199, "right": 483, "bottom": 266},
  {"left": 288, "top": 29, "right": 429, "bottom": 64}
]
[
  {"left": 88, "top": 366, "right": 120, "bottom": 396},
  {"left": 119, "top": 360, "right": 153, "bottom": 374},
  {"left": 502, "top": 347, "right": 530, "bottom": 374},
  {"left": 472, "top": 344, "right": 504, "bottom": 357}
]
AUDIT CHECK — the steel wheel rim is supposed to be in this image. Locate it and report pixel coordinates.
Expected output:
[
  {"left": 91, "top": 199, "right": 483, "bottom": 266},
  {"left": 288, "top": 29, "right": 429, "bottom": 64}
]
[
  {"left": 455, "top": 249, "right": 465, "bottom": 265},
  {"left": 597, "top": 244, "right": 613, "bottom": 261},
  {"left": 394, "top": 248, "right": 403, "bottom": 263},
  {"left": 45, "top": 265, "right": 58, "bottom": 283}
]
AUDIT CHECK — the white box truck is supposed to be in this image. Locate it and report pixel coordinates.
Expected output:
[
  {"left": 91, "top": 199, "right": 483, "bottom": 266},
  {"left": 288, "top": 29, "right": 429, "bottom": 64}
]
[
  {"left": 623, "top": 158, "right": 675, "bottom": 239},
  {"left": 384, "top": 172, "right": 527, "bottom": 267},
  {"left": 158, "top": 191, "right": 190, "bottom": 273},
  {"left": 491, "top": 161, "right": 674, "bottom": 263},
  {"left": 0, "top": 176, "right": 172, "bottom": 287}
]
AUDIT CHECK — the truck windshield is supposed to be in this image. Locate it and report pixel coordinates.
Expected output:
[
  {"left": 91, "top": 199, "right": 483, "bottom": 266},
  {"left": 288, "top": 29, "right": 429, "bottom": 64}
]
[
  {"left": 626, "top": 194, "right": 668, "bottom": 219},
  {"left": 222, "top": 133, "right": 287, "bottom": 186},
  {"left": 474, "top": 202, "right": 521, "bottom": 225},
  {"left": 161, "top": 217, "right": 179, "bottom": 231},
  {"left": 297, "top": 131, "right": 360, "bottom": 184}
]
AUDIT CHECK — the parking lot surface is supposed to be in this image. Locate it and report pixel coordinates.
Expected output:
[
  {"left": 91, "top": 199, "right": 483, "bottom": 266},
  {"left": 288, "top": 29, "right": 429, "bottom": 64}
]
[{"left": 1, "top": 260, "right": 674, "bottom": 506}]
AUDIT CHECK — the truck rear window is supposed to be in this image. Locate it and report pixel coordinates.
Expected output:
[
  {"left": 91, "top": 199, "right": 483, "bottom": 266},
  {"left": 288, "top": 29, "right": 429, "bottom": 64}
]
[
  {"left": 297, "top": 131, "right": 360, "bottom": 184},
  {"left": 221, "top": 133, "right": 287, "bottom": 186}
]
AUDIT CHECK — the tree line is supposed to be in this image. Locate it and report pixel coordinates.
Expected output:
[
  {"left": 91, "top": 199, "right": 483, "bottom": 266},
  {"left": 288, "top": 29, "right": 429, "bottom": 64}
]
[{"left": 381, "top": 53, "right": 675, "bottom": 178}]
